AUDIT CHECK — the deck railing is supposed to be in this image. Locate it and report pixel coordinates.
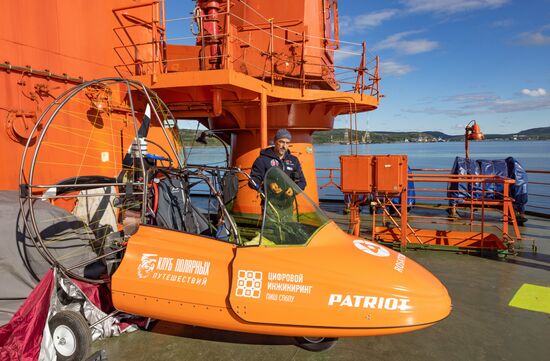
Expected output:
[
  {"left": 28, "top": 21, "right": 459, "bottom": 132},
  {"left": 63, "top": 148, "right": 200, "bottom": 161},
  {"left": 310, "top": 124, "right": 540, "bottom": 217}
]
[
  {"left": 523, "top": 169, "right": 550, "bottom": 215},
  {"left": 316, "top": 167, "right": 550, "bottom": 218},
  {"left": 316, "top": 166, "right": 538, "bottom": 251},
  {"left": 112, "top": 1, "right": 166, "bottom": 76}
]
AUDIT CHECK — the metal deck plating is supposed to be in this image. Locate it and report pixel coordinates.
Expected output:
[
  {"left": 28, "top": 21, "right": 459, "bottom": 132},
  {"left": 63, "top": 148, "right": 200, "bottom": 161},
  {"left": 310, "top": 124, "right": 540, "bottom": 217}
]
[{"left": 90, "top": 202, "right": 550, "bottom": 361}]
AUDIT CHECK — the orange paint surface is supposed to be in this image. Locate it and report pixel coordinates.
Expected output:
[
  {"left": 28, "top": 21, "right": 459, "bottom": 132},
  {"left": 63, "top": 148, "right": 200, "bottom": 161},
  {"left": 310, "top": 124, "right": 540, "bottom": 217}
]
[{"left": 112, "top": 222, "right": 451, "bottom": 337}]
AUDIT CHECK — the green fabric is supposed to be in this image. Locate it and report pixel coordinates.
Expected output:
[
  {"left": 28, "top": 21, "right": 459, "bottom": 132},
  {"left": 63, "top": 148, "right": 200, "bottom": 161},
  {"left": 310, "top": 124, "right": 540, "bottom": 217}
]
[
  {"left": 508, "top": 283, "right": 550, "bottom": 314},
  {"left": 244, "top": 232, "right": 276, "bottom": 246}
]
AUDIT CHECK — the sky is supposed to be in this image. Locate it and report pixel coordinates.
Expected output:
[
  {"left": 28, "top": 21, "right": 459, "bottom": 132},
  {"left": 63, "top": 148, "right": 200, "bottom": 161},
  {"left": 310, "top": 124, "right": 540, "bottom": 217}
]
[
  {"left": 165, "top": 0, "right": 550, "bottom": 135},
  {"left": 334, "top": 0, "right": 550, "bottom": 134}
]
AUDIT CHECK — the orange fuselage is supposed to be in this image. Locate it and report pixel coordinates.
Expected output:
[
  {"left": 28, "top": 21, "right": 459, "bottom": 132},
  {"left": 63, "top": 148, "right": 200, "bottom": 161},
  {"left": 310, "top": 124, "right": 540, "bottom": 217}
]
[{"left": 112, "top": 222, "right": 451, "bottom": 337}]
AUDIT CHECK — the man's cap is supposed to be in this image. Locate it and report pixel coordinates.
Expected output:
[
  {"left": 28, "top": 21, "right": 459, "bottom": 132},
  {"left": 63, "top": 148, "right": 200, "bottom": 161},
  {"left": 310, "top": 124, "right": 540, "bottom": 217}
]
[{"left": 274, "top": 128, "right": 292, "bottom": 141}]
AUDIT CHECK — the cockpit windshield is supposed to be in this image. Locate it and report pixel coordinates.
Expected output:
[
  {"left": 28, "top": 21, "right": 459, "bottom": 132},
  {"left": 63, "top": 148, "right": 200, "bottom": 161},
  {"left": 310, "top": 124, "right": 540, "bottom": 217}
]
[{"left": 260, "top": 167, "right": 330, "bottom": 246}]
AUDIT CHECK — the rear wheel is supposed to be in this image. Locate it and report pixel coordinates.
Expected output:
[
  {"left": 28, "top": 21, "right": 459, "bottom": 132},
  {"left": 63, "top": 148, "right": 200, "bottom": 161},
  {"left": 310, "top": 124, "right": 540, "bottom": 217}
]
[
  {"left": 49, "top": 311, "right": 91, "bottom": 361},
  {"left": 295, "top": 337, "right": 338, "bottom": 352}
]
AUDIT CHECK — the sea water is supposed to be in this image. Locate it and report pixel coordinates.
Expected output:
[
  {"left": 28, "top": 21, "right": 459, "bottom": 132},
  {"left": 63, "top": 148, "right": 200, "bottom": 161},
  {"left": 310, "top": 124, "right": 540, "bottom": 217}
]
[{"left": 186, "top": 140, "right": 550, "bottom": 213}]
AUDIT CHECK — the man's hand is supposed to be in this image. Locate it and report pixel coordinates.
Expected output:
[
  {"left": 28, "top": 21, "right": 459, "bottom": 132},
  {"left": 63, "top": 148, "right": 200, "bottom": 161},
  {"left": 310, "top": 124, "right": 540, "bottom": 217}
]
[{"left": 285, "top": 187, "right": 294, "bottom": 197}]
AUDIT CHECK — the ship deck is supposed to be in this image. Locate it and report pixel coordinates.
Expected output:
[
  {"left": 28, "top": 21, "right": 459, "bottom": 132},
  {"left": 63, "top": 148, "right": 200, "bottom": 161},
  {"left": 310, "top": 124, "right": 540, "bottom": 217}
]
[{"left": 90, "top": 201, "right": 550, "bottom": 361}]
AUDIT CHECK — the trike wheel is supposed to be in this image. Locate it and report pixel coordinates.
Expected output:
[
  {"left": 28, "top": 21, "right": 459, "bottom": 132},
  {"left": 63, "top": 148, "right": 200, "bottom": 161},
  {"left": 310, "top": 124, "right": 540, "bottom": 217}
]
[
  {"left": 295, "top": 336, "right": 338, "bottom": 352},
  {"left": 49, "top": 310, "right": 91, "bottom": 361}
]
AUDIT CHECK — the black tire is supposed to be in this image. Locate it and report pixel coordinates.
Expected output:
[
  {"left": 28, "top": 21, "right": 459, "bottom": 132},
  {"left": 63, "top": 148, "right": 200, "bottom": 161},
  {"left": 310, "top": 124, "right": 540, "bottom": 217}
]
[
  {"left": 49, "top": 311, "right": 92, "bottom": 361},
  {"left": 295, "top": 337, "right": 338, "bottom": 352}
]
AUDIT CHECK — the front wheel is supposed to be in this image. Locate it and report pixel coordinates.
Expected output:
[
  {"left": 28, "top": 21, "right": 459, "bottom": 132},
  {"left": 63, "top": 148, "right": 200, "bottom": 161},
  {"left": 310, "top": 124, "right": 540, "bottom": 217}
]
[
  {"left": 49, "top": 311, "right": 92, "bottom": 361},
  {"left": 295, "top": 337, "right": 338, "bottom": 352}
]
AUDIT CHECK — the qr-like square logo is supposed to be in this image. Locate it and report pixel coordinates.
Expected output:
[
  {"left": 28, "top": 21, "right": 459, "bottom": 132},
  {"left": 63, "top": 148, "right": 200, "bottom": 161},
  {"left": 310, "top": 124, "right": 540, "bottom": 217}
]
[{"left": 235, "top": 270, "right": 262, "bottom": 299}]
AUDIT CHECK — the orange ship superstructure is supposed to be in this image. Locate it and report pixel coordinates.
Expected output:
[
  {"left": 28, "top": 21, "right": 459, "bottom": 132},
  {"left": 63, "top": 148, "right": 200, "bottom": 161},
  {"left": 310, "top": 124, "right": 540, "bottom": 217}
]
[
  {"left": 1, "top": 0, "right": 162, "bottom": 189},
  {"left": 1, "top": 0, "right": 380, "bottom": 212}
]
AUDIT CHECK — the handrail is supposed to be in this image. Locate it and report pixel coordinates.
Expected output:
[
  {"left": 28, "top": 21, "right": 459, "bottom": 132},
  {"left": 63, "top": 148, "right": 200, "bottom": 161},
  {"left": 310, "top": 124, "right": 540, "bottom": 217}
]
[
  {"left": 317, "top": 167, "right": 524, "bottom": 250},
  {"left": 316, "top": 167, "right": 550, "bottom": 218},
  {"left": 111, "top": 1, "right": 379, "bottom": 95},
  {"left": 112, "top": 1, "right": 166, "bottom": 76}
]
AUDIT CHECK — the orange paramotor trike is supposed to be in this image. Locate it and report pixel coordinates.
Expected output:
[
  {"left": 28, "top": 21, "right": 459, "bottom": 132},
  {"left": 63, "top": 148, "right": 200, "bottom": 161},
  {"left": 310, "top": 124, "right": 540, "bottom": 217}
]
[{"left": 19, "top": 79, "right": 451, "bottom": 358}]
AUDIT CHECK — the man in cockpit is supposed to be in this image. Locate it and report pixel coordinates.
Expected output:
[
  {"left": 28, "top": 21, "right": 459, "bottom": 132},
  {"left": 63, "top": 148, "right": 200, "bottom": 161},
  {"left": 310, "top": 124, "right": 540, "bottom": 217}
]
[{"left": 249, "top": 128, "right": 306, "bottom": 193}]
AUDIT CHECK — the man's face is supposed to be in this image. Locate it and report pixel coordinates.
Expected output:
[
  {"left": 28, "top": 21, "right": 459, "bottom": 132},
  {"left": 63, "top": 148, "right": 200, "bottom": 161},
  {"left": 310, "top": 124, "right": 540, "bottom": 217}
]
[{"left": 274, "top": 138, "right": 290, "bottom": 157}]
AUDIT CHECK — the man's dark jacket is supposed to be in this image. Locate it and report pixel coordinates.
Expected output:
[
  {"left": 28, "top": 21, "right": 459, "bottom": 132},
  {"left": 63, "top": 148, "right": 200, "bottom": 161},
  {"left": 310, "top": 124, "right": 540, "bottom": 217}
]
[{"left": 249, "top": 147, "right": 306, "bottom": 190}]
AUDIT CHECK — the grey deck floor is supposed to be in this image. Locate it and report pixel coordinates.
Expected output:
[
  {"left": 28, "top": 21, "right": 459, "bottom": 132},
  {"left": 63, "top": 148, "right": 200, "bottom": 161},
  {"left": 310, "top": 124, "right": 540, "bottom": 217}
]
[{"left": 90, "top": 204, "right": 550, "bottom": 361}]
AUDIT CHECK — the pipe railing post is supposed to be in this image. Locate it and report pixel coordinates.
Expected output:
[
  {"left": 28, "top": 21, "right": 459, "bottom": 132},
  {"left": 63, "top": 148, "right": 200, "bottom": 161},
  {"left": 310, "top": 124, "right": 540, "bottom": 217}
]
[
  {"left": 270, "top": 18, "right": 274, "bottom": 87},
  {"left": 400, "top": 160, "right": 408, "bottom": 252},
  {"left": 224, "top": 0, "right": 231, "bottom": 70},
  {"left": 503, "top": 182, "right": 509, "bottom": 238},
  {"left": 300, "top": 31, "right": 306, "bottom": 96},
  {"left": 260, "top": 88, "right": 267, "bottom": 148}
]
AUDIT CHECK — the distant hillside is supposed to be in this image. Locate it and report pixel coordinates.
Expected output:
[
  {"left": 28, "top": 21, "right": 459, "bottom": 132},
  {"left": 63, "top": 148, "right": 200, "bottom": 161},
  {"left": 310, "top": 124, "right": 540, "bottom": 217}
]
[
  {"left": 518, "top": 126, "right": 550, "bottom": 136},
  {"left": 312, "top": 129, "right": 444, "bottom": 144},
  {"left": 177, "top": 127, "right": 550, "bottom": 146},
  {"left": 424, "top": 131, "right": 452, "bottom": 140},
  {"left": 312, "top": 126, "right": 550, "bottom": 144},
  {"left": 178, "top": 129, "right": 225, "bottom": 147}
]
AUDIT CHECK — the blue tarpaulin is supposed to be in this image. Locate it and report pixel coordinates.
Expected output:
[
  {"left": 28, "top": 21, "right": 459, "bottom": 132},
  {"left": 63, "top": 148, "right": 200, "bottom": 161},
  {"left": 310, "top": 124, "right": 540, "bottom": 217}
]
[
  {"left": 391, "top": 167, "right": 416, "bottom": 208},
  {"left": 448, "top": 156, "right": 528, "bottom": 212}
]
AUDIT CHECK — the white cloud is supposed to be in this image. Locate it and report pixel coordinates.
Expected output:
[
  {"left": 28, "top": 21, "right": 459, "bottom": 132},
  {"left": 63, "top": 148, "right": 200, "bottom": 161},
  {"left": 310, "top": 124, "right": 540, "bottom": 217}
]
[
  {"left": 380, "top": 61, "right": 414, "bottom": 76},
  {"left": 376, "top": 31, "right": 439, "bottom": 55},
  {"left": 491, "top": 97, "right": 550, "bottom": 112},
  {"left": 342, "top": 1, "right": 510, "bottom": 36},
  {"left": 355, "top": 9, "right": 398, "bottom": 28},
  {"left": 339, "top": 9, "right": 398, "bottom": 34},
  {"left": 401, "top": 0, "right": 508, "bottom": 14},
  {"left": 403, "top": 106, "right": 470, "bottom": 117},
  {"left": 339, "top": 16, "right": 352, "bottom": 34},
  {"left": 521, "top": 88, "right": 547, "bottom": 97},
  {"left": 516, "top": 31, "right": 550, "bottom": 46},
  {"left": 334, "top": 45, "right": 362, "bottom": 63},
  {"left": 404, "top": 91, "right": 550, "bottom": 116},
  {"left": 491, "top": 19, "right": 513, "bottom": 28},
  {"left": 443, "top": 93, "right": 498, "bottom": 104}
]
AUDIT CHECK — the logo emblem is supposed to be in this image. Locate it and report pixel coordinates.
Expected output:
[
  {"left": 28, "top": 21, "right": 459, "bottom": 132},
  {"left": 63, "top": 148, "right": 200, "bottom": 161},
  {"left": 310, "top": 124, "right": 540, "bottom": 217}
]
[
  {"left": 235, "top": 270, "right": 262, "bottom": 299},
  {"left": 328, "top": 294, "right": 411, "bottom": 311},
  {"left": 137, "top": 253, "right": 157, "bottom": 278},
  {"left": 270, "top": 159, "right": 278, "bottom": 167},
  {"left": 353, "top": 240, "right": 390, "bottom": 257}
]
